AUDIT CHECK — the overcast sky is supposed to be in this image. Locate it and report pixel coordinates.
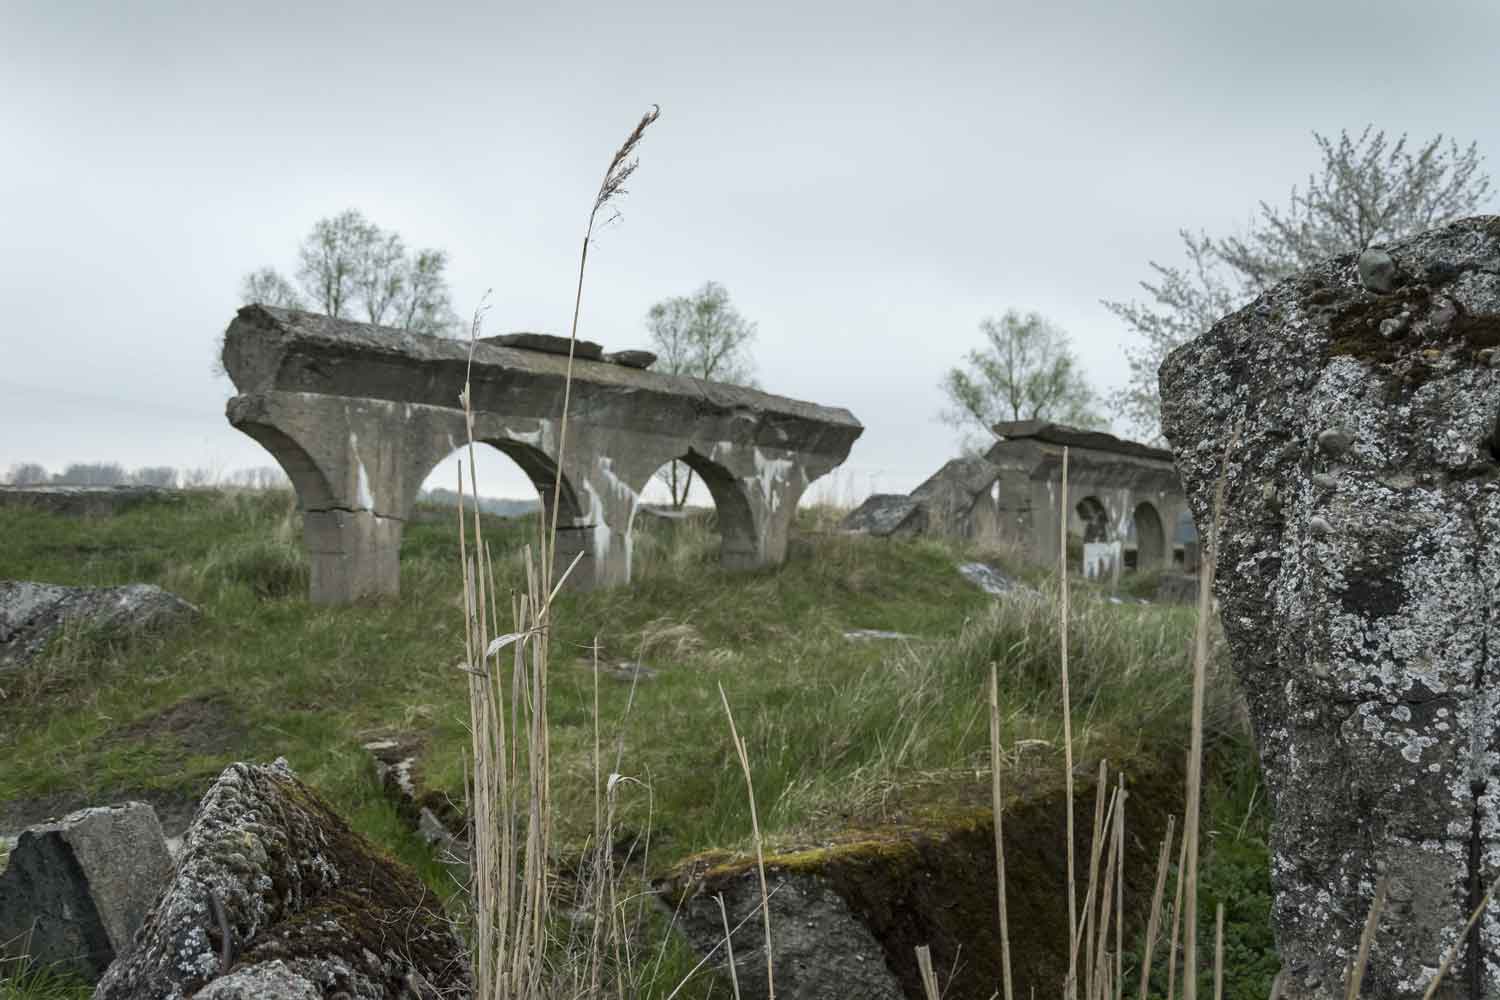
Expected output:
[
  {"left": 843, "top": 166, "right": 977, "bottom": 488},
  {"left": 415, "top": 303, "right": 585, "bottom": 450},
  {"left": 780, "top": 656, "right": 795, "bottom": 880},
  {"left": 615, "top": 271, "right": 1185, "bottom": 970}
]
[{"left": 3, "top": 0, "right": 1497, "bottom": 502}]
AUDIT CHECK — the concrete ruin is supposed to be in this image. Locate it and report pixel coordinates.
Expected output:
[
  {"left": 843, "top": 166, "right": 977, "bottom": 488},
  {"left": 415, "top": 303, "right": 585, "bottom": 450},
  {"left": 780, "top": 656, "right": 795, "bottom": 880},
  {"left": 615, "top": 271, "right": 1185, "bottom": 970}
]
[
  {"left": 843, "top": 421, "right": 1190, "bottom": 577},
  {"left": 221, "top": 306, "right": 862, "bottom": 604},
  {"left": 1161, "top": 217, "right": 1500, "bottom": 999}
]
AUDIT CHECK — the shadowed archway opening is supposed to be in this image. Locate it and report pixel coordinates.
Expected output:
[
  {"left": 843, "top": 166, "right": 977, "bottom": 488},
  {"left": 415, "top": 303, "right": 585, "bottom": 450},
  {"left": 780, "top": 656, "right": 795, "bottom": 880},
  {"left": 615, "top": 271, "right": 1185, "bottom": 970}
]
[
  {"left": 1132, "top": 501, "right": 1166, "bottom": 572},
  {"left": 1072, "top": 495, "right": 1116, "bottom": 579}
]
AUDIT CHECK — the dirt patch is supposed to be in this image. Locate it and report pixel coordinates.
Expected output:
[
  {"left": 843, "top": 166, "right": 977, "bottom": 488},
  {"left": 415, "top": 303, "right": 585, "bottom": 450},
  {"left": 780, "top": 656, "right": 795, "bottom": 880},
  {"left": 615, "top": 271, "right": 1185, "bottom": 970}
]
[{"left": 102, "top": 692, "right": 249, "bottom": 761}]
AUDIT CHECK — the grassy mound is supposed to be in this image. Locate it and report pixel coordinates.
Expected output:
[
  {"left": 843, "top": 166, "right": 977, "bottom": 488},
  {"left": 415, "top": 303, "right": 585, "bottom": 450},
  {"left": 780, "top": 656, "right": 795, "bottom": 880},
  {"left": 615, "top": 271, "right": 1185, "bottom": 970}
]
[{"left": 0, "top": 489, "right": 1273, "bottom": 999}]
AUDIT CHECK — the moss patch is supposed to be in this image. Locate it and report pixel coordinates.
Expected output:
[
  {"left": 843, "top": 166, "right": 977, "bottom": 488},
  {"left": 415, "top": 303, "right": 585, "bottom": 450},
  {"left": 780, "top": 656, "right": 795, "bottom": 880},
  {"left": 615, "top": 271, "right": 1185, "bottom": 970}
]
[{"left": 1324, "top": 272, "right": 1500, "bottom": 392}]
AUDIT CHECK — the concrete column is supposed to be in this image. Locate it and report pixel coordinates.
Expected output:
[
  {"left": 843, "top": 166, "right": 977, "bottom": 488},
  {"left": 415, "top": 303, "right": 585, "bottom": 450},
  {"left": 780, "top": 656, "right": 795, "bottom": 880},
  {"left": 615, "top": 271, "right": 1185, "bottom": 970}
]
[{"left": 304, "top": 509, "right": 404, "bottom": 604}]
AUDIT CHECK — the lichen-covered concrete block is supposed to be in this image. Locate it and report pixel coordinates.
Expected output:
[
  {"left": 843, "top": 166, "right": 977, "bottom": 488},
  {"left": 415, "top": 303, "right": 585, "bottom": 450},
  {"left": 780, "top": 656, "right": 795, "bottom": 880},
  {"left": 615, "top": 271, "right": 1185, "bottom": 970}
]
[
  {"left": 1161, "top": 216, "right": 1500, "bottom": 999},
  {"left": 0, "top": 802, "right": 171, "bottom": 983},
  {"left": 94, "top": 759, "right": 469, "bottom": 1000}
]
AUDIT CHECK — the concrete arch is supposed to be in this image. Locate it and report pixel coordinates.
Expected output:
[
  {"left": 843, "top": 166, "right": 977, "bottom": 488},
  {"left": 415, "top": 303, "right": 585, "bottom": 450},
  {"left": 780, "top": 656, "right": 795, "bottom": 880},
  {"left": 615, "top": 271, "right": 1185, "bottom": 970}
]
[
  {"left": 228, "top": 416, "right": 336, "bottom": 512},
  {"left": 1132, "top": 500, "right": 1166, "bottom": 571},
  {"left": 408, "top": 437, "right": 583, "bottom": 529},
  {"left": 677, "top": 448, "right": 760, "bottom": 570}
]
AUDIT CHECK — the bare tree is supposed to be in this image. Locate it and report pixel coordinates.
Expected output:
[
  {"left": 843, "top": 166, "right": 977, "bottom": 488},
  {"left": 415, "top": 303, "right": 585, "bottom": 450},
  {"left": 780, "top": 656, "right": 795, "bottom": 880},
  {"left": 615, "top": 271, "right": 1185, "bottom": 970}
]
[
  {"left": 939, "top": 310, "right": 1104, "bottom": 450},
  {"left": 396, "top": 249, "right": 460, "bottom": 336},
  {"left": 1106, "top": 126, "right": 1492, "bottom": 443},
  {"left": 242, "top": 210, "right": 457, "bottom": 333},
  {"left": 356, "top": 229, "right": 408, "bottom": 325},
  {"left": 295, "top": 209, "right": 373, "bottom": 319},
  {"left": 4, "top": 462, "right": 49, "bottom": 485},
  {"left": 127, "top": 466, "right": 179, "bottom": 487},
  {"left": 240, "top": 267, "right": 305, "bottom": 310},
  {"left": 54, "top": 462, "right": 127, "bottom": 486},
  {"left": 645, "top": 281, "right": 757, "bottom": 507}
]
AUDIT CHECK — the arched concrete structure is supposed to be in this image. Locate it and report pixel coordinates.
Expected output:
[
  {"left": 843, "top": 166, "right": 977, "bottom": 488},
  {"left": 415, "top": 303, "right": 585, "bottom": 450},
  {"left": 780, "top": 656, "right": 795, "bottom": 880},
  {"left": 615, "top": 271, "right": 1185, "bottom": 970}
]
[
  {"left": 983, "top": 421, "right": 1191, "bottom": 573},
  {"left": 222, "top": 306, "right": 863, "bottom": 604}
]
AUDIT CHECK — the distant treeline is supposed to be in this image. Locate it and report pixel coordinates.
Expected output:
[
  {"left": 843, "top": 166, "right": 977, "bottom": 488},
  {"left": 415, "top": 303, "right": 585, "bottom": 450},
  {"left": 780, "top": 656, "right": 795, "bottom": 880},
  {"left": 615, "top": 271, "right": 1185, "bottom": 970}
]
[
  {"left": 417, "top": 487, "right": 539, "bottom": 518},
  {"left": 2, "top": 462, "right": 540, "bottom": 517},
  {"left": 3, "top": 462, "right": 288, "bottom": 489}
]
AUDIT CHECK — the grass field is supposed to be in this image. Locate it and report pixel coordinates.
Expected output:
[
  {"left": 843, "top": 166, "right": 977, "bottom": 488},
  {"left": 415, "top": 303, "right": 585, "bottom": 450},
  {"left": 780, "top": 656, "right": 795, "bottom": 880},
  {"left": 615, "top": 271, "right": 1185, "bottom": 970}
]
[{"left": 0, "top": 488, "right": 1273, "bottom": 998}]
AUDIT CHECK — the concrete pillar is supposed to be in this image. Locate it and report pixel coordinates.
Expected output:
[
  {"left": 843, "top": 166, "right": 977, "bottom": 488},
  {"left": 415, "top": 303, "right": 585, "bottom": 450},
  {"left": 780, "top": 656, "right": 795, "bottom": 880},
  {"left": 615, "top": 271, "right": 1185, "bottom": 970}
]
[{"left": 304, "top": 509, "right": 403, "bottom": 604}]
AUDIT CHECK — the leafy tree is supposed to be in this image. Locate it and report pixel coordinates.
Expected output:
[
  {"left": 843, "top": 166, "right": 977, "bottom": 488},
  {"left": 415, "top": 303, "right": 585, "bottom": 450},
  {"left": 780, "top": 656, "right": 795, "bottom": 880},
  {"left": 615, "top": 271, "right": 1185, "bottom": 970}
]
[
  {"left": 1107, "top": 127, "right": 1492, "bottom": 442},
  {"left": 645, "top": 281, "right": 758, "bottom": 508},
  {"left": 939, "top": 309, "right": 1104, "bottom": 450},
  {"left": 240, "top": 209, "right": 459, "bottom": 336}
]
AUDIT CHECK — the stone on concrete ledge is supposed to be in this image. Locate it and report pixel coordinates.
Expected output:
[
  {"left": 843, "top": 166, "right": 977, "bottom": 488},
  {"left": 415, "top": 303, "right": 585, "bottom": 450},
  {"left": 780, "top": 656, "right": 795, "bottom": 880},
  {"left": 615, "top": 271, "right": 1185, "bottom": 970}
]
[
  {"left": 1160, "top": 215, "right": 1500, "bottom": 999},
  {"left": 94, "top": 759, "right": 469, "bottom": 1000},
  {"left": 483, "top": 332, "right": 604, "bottom": 360},
  {"left": 605, "top": 349, "right": 657, "bottom": 369},
  {"left": 0, "top": 581, "right": 199, "bottom": 671},
  {"left": 0, "top": 802, "right": 172, "bottom": 983}
]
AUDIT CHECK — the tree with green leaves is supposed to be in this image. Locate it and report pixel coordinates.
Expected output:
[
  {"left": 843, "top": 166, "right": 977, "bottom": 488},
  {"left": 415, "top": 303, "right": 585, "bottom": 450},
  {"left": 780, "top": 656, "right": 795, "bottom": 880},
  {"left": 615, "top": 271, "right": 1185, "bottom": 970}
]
[
  {"left": 1107, "top": 126, "right": 1492, "bottom": 442},
  {"left": 939, "top": 310, "right": 1104, "bottom": 451},
  {"left": 645, "top": 281, "right": 758, "bottom": 508}
]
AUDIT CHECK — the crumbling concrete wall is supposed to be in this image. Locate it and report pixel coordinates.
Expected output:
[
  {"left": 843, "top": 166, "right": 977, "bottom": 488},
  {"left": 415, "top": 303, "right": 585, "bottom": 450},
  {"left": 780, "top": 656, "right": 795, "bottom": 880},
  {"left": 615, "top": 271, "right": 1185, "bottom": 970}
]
[
  {"left": 222, "top": 307, "right": 862, "bottom": 604},
  {"left": 1161, "top": 216, "right": 1500, "bottom": 999},
  {"left": 840, "top": 423, "right": 1186, "bottom": 578},
  {"left": 983, "top": 425, "right": 1187, "bottom": 576}
]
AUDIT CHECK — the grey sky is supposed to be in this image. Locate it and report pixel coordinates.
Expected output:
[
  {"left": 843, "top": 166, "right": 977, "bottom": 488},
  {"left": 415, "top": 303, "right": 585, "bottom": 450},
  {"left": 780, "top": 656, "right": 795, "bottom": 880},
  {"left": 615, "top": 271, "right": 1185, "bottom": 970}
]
[{"left": 3, "top": 0, "right": 1496, "bottom": 501}]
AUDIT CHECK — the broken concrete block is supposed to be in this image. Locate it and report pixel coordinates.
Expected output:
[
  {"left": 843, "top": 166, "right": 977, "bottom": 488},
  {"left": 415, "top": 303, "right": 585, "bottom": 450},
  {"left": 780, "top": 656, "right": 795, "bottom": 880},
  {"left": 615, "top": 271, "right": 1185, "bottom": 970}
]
[{"left": 0, "top": 802, "right": 172, "bottom": 983}]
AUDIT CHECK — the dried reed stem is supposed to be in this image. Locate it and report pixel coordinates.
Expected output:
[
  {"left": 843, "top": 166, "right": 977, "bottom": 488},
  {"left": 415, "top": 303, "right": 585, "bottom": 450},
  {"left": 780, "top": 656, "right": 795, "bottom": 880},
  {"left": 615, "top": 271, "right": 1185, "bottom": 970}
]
[
  {"left": 1421, "top": 877, "right": 1499, "bottom": 1000},
  {"left": 1345, "top": 877, "right": 1387, "bottom": 1000},
  {"left": 719, "top": 683, "right": 775, "bottom": 1000},
  {"left": 1060, "top": 446, "right": 1079, "bottom": 1000},
  {"left": 1165, "top": 821, "right": 1190, "bottom": 1000},
  {"left": 916, "top": 945, "right": 942, "bottom": 1000},
  {"left": 1182, "top": 433, "right": 1233, "bottom": 1000},
  {"left": 1213, "top": 904, "right": 1224, "bottom": 1000},
  {"left": 718, "top": 894, "right": 742, "bottom": 1000},
  {"left": 1137, "top": 816, "right": 1177, "bottom": 1000},
  {"left": 989, "top": 665, "right": 1014, "bottom": 1000}
]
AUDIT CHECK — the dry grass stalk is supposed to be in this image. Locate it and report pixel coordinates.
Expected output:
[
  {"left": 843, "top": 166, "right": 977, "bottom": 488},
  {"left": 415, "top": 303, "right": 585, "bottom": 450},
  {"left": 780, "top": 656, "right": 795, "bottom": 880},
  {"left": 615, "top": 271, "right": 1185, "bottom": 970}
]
[
  {"left": 988, "top": 664, "right": 1015, "bottom": 1000},
  {"left": 1115, "top": 774, "right": 1126, "bottom": 1000},
  {"left": 1344, "top": 877, "right": 1387, "bottom": 1000},
  {"left": 1069, "top": 779, "right": 1121, "bottom": 1000},
  {"left": 1213, "top": 904, "right": 1224, "bottom": 1000},
  {"left": 459, "top": 106, "right": 657, "bottom": 1000},
  {"left": 1182, "top": 434, "right": 1233, "bottom": 1000},
  {"left": 718, "top": 894, "right": 743, "bottom": 1000},
  {"left": 546, "top": 104, "right": 660, "bottom": 587},
  {"left": 1136, "top": 816, "right": 1177, "bottom": 1000},
  {"left": 1084, "top": 761, "right": 1110, "bottom": 1000},
  {"left": 719, "top": 682, "right": 776, "bottom": 999},
  {"left": 1059, "top": 446, "right": 1079, "bottom": 1000},
  {"left": 916, "top": 944, "right": 942, "bottom": 1000},
  {"left": 1164, "top": 815, "right": 1190, "bottom": 1000},
  {"left": 1420, "top": 876, "right": 1500, "bottom": 1000}
]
